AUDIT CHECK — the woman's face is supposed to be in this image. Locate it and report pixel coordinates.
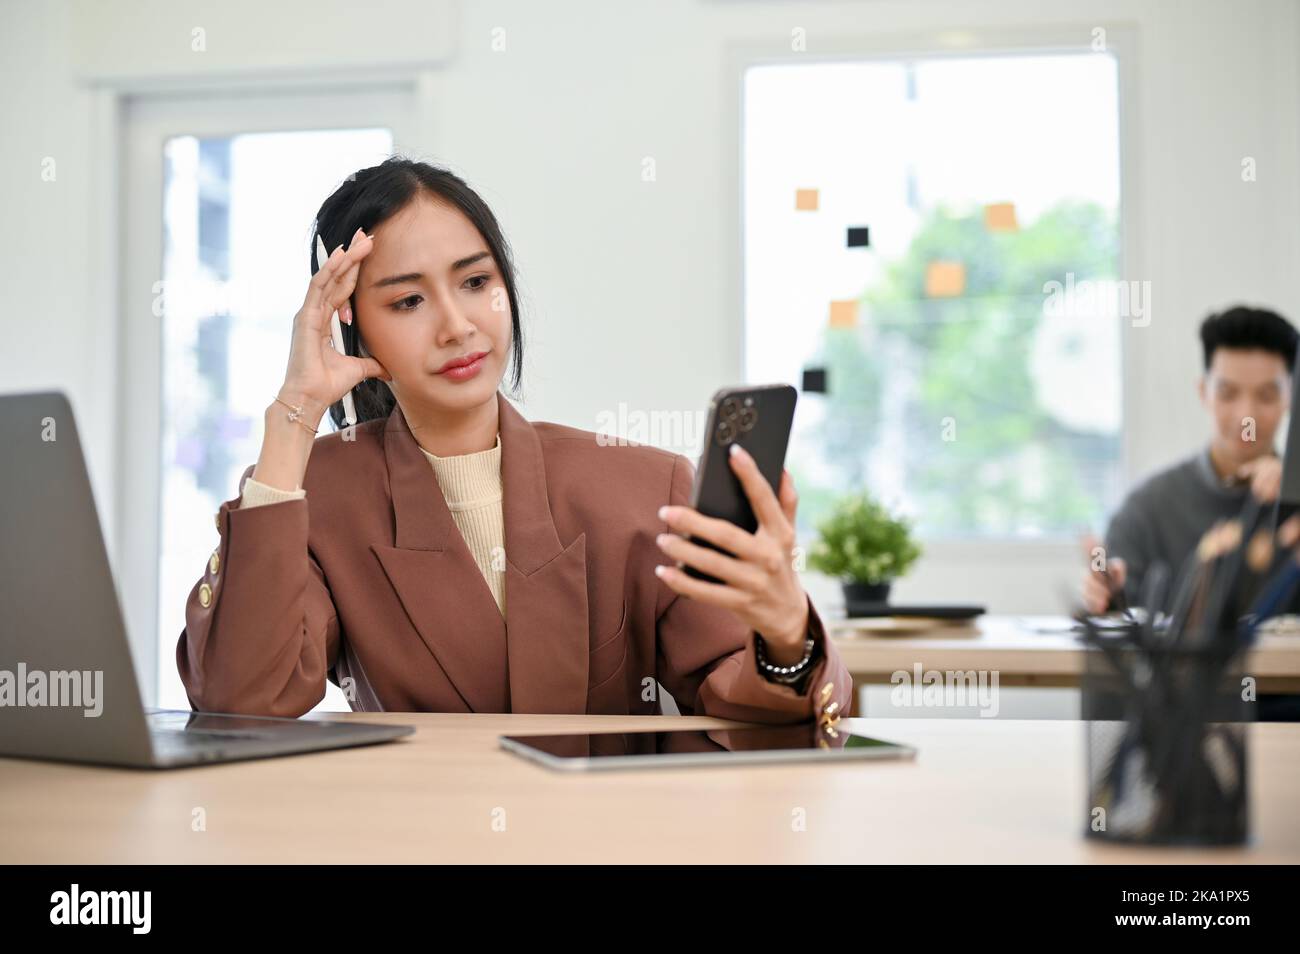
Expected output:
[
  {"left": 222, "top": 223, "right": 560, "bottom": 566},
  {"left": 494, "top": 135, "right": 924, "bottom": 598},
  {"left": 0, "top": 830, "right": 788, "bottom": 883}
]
[{"left": 354, "top": 193, "right": 512, "bottom": 415}]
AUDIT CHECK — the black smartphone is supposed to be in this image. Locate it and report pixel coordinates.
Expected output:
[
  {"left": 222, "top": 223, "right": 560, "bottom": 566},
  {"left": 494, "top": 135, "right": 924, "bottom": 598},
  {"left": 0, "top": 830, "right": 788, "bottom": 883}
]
[{"left": 679, "top": 384, "right": 798, "bottom": 584}]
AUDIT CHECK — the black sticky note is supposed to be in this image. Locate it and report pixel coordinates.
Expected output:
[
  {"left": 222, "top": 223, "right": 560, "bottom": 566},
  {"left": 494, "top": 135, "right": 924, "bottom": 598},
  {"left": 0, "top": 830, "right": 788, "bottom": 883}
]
[
  {"left": 802, "top": 367, "right": 828, "bottom": 394},
  {"left": 847, "top": 226, "right": 870, "bottom": 248}
]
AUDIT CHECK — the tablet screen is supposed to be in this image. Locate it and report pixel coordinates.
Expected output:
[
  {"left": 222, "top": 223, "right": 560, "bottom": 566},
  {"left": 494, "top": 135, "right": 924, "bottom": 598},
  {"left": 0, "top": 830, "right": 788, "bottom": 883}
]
[{"left": 500, "top": 724, "right": 915, "bottom": 771}]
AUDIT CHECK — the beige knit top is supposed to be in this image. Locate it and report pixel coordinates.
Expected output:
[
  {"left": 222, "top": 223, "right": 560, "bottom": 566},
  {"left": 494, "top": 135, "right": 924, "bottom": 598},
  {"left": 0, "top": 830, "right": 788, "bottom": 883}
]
[{"left": 238, "top": 433, "right": 505, "bottom": 615}]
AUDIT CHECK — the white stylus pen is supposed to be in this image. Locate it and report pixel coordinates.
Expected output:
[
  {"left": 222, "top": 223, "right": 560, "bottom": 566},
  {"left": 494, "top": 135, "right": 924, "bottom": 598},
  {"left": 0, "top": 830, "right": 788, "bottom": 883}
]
[{"left": 315, "top": 234, "right": 357, "bottom": 426}]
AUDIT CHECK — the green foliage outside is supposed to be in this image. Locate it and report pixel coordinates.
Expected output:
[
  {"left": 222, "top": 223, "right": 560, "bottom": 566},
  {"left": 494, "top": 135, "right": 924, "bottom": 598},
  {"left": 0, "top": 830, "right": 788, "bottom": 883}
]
[{"left": 792, "top": 200, "right": 1121, "bottom": 541}]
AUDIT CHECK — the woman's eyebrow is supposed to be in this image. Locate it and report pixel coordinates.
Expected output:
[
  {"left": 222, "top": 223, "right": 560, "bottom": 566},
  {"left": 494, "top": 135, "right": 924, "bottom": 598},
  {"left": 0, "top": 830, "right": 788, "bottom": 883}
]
[
  {"left": 369, "top": 251, "right": 492, "bottom": 289},
  {"left": 452, "top": 250, "right": 491, "bottom": 270}
]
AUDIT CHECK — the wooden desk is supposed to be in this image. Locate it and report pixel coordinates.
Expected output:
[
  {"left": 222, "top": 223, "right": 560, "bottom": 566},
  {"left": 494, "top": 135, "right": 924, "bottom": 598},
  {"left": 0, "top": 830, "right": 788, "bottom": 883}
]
[
  {"left": 831, "top": 615, "right": 1300, "bottom": 692},
  {"left": 1, "top": 713, "right": 1296, "bottom": 863}
]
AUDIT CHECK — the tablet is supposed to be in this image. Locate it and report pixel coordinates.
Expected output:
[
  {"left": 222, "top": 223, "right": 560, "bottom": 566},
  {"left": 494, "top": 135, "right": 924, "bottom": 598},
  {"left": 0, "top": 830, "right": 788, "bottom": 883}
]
[{"left": 498, "top": 725, "right": 916, "bottom": 772}]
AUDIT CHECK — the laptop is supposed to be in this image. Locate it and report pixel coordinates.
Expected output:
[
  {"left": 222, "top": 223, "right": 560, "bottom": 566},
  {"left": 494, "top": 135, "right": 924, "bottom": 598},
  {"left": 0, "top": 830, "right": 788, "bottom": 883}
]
[{"left": 0, "top": 390, "right": 413, "bottom": 768}]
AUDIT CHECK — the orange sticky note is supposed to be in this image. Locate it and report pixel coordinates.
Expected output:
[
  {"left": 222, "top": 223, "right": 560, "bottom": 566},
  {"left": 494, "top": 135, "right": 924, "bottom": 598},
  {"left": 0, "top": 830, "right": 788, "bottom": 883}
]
[
  {"left": 984, "top": 202, "right": 1018, "bottom": 232},
  {"left": 829, "top": 300, "right": 858, "bottom": 328},
  {"left": 795, "top": 188, "right": 819, "bottom": 211},
  {"left": 925, "top": 261, "right": 966, "bottom": 298}
]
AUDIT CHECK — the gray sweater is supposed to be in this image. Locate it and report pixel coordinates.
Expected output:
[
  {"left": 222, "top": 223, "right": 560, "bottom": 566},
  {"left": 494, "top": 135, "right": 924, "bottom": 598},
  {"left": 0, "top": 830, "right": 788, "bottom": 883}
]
[{"left": 1104, "top": 447, "right": 1265, "bottom": 612}]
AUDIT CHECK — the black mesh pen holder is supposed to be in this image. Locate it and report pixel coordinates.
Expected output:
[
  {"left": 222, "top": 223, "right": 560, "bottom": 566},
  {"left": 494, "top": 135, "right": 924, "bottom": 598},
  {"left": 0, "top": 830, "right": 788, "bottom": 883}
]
[{"left": 1082, "top": 635, "right": 1251, "bottom": 846}]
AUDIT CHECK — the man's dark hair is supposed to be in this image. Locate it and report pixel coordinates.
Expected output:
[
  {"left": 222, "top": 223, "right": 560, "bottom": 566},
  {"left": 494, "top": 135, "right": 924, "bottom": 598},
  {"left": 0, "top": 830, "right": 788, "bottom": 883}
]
[{"left": 1200, "top": 306, "right": 1298, "bottom": 372}]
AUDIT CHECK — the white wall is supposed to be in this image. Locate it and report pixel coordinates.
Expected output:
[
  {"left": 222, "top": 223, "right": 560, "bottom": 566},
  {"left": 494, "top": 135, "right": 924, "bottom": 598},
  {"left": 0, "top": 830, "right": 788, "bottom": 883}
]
[{"left": 3, "top": 0, "right": 1298, "bottom": 618}]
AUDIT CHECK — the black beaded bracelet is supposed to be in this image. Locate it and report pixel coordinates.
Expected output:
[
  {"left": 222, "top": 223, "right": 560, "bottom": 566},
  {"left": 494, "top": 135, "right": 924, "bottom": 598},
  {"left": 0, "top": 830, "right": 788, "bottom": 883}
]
[{"left": 755, "top": 635, "right": 816, "bottom": 684}]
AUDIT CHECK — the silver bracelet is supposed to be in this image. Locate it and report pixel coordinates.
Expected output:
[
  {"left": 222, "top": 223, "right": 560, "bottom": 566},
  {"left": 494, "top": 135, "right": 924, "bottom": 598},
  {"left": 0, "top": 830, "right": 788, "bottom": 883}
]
[{"left": 756, "top": 636, "right": 816, "bottom": 684}]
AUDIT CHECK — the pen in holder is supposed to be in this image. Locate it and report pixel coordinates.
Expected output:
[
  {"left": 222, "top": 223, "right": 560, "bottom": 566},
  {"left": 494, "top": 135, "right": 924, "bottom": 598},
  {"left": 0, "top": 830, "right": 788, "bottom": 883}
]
[{"left": 1082, "top": 625, "right": 1250, "bottom": 846}]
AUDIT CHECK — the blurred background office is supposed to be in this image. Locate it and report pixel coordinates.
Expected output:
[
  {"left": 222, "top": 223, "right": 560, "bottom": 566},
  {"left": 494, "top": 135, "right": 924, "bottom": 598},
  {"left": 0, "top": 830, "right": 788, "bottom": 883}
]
[{"left": 2, "top": 0, "right": 1296, "bottom": 712}]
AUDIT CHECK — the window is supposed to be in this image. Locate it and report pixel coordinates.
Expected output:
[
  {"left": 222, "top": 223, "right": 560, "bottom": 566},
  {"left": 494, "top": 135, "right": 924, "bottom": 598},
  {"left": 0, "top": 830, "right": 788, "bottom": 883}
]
[
  {"left": 155, "top": 128, "right": 392, "bottom": 711},
  {"left": 742, "top": 52, "right": 1122, "bottom": 539}
]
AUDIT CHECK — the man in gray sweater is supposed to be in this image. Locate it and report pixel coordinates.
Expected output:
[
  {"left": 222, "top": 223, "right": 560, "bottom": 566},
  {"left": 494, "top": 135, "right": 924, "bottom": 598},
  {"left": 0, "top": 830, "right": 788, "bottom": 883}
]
[
  {"left": 1082, "top": 305, "right": 1296, "bottom": 615},
  {"left": 1083, "top": 306, "right": 1300, "bottom": 721}
]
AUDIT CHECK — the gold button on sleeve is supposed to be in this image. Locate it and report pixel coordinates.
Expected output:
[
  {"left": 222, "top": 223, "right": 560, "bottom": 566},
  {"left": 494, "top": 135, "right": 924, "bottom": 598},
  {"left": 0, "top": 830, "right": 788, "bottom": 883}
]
[
  {"left": 208, "top": 551, "right": 220, "bottom": 575},
  {"left": 198, "top": 582, "right": 212, "bottom": 608}
]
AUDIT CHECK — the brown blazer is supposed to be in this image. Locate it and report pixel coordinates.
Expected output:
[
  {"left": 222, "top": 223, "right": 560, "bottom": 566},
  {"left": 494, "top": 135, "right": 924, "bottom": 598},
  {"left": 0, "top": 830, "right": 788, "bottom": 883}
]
[{"left": 176, "top": 391, "right": 854, "bottom": 723}]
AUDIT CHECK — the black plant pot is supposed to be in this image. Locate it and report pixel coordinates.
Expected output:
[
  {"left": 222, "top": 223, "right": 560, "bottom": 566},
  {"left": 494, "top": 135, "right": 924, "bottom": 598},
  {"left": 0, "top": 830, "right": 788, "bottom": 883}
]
[{"left": 843, "top": 580, "right": 892, "bottom": 616}]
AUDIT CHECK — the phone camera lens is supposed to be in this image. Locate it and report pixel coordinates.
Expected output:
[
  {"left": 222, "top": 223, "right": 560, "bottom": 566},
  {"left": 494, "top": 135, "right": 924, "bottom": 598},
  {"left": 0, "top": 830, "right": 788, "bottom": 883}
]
[
  {"left": 738, "top": 407, "right": 757, "bottom": 431},
  {"left": 717, "top": 419, "right": 736, "bottom": 445},
  {"left": 720, "top": 398, "right": 740, "bottom": 421}
]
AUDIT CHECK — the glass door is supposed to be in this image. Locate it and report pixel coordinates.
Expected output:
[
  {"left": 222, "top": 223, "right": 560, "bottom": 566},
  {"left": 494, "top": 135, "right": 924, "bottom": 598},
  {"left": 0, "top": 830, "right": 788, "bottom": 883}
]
[{"left": 121, "top": 87, "right": 416, "bottom": 710}]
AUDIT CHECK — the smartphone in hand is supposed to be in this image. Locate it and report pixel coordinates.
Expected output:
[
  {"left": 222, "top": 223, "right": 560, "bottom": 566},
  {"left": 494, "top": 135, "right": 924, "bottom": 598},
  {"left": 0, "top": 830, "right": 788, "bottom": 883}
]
[{"left": 679, "top": 384, "right": 797, "bottom": 583}]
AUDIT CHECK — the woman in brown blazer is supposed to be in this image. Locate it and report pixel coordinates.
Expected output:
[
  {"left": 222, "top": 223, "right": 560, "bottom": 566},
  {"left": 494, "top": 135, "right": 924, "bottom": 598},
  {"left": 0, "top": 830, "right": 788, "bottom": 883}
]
[{"left": 176, "top": 158, "right": 853, "bottom": 726}]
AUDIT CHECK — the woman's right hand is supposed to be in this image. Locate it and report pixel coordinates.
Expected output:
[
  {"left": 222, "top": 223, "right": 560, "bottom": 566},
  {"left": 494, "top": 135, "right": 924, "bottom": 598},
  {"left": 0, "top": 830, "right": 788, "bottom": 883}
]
[{"left": 279, "top": 227, "right": 391, "bottom": 421}]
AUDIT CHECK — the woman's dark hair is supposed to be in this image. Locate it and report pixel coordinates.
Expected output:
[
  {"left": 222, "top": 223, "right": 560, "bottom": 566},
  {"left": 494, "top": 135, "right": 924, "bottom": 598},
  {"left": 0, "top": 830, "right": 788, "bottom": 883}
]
[
  {"left": 1200, "top": 305, "right": 1298, "bottom": 372},
  {"left": 310, "top": 156, "right": 524, "bottom": 429}
]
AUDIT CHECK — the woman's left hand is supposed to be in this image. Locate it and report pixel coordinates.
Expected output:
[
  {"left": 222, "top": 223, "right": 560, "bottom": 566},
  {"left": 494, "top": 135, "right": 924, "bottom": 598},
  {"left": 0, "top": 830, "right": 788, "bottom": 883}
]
[{"left": 654, "top": 444, "right": 810, "bottom": 666}]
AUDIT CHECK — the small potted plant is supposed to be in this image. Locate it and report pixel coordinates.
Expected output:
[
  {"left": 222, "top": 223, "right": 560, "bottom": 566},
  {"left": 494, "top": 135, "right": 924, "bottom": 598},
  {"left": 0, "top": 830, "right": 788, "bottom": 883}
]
[{"left": 808, "top": 492, "right": 921, "bottom": 610}]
